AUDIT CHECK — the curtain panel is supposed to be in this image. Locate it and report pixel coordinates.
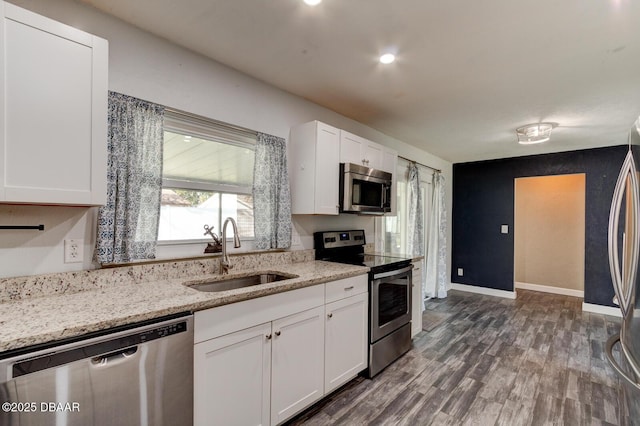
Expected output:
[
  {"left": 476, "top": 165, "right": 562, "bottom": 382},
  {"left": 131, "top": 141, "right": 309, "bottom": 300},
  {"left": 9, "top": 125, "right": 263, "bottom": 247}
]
[
  {"left": 95, "top": 92, "right": 165, "bottom": 264},
  {"left": 425, "top": 172, "right": 448, "bottom": 298},
  {"left": 407, "top": 163, "right": 424, "bottom": 257},
  {"left": 253, "top": 133, "right": 292, "bottom": 249}
]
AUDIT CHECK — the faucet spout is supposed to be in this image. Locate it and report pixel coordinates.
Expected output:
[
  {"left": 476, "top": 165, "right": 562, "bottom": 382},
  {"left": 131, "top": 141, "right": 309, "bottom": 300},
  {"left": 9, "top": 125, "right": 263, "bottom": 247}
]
[{"left": 220, "top": 217, "right": 241, "bottom": 274}]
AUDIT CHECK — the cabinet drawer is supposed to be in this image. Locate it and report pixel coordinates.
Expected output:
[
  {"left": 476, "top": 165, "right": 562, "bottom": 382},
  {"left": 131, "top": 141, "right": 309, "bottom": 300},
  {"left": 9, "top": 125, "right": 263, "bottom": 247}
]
[
  {"left": 325, "top": 275, "right": 368, "bottom": 304},
  {"left": 195, "top": 284, "right": 324, "bottom": 344}
]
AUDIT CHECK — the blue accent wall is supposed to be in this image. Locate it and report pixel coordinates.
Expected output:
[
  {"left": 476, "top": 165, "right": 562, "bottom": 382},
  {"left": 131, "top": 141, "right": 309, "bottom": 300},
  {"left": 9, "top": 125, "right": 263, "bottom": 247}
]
[{"left": 452, "top": 144, "right": 628, "bottom": 306}]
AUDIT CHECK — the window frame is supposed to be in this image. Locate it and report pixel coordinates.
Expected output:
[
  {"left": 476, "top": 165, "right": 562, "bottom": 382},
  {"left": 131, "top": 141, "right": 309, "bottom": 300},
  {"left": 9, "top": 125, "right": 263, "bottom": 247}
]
[
  {"left": 375, "top": 158, "right": 433, "bottom": 256},
  {"left": 158, "top": 109, "right": 257, "bottom": 246}
]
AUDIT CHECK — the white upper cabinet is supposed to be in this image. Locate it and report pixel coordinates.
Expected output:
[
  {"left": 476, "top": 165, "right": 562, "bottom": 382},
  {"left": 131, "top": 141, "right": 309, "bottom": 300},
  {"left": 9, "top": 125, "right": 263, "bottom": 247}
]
[
  {"left": 381, "top": 147, "right": 397, "bottom": 174},
  {"left": 340, "top": 130, "right": 383, "bottom": 170},
  {"left": 0, "top": 2, "right": 108, "bottom": 205},
  {"left": 290, "top": 121, "right": 398, "bottom": 216},
  {"left": 290, "top": 121, "right": 340, "bottom": 215}
]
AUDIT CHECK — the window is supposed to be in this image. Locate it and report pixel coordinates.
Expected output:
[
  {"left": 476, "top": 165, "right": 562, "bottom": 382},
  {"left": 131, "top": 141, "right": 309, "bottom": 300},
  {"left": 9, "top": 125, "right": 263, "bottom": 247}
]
[
  {"left": 376, "top": 158, "right": 432, "bottom": 255},
  {"left": 158, "top": 110, "right": 256, "bottom": 243}
]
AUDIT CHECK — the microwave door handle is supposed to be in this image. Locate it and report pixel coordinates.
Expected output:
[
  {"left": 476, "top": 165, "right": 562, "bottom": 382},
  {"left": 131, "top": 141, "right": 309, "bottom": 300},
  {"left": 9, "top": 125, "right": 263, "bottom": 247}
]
[{"left": 382, "top": 185, "right": 387, "bottom": 208}]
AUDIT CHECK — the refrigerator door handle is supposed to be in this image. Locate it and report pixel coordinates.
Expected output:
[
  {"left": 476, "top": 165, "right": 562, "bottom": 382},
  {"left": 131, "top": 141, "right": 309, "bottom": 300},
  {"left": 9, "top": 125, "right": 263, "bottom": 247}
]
[
  {"left": 608, "top": 149, "right": 640, "bottom": 316},
  {"left": 605, "top": 333, "right": 640, "bottom": 391}
]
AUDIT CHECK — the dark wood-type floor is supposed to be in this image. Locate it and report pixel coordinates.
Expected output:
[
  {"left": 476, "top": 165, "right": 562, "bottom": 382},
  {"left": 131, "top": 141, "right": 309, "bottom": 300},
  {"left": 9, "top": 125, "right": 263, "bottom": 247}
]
[{"left": 287, "top": 289, "right": 630, "bottom": 425}]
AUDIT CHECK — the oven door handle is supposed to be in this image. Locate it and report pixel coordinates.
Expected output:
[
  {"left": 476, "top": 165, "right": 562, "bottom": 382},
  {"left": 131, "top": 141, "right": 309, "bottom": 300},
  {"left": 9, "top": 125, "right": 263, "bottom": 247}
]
[{"left": 372, "top": 265, "right": 413, "bottom": 280}]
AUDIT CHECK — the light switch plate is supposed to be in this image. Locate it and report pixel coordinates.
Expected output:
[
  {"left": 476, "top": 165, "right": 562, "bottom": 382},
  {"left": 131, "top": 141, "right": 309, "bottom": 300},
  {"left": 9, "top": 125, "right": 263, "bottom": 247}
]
[{"left": 501, "top": 225, "right": 509, "bottom": 234}]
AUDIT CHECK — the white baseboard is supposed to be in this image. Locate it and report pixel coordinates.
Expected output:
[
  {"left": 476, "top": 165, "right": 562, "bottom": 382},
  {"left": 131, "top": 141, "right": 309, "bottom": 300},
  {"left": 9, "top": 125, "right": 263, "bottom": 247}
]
[
  {"left": 451, "top": 282, "right": 621, "bottom": 316},
  {"left": 582, "top": 302, "right": 622, "bottom": 318},
  {"left": 514, "top": 281, "right": 584, "bottom": 298},
  {"left": 450, "top": 283, "right": 516, "bottom": 299}
]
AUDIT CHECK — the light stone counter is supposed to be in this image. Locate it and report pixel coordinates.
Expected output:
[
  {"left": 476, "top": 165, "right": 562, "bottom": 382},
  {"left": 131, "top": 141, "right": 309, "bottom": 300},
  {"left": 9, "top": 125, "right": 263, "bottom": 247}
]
[{"left": 0, "top": 257, "right": 368, "bottom": 354}]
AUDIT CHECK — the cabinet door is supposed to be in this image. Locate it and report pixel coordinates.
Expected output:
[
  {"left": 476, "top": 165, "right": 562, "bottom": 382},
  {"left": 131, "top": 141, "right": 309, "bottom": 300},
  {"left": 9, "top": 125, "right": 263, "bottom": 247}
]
[
  {"left": 381, "top": 147, "right": 397, "bottom": 174},
  {"left": 412, "top": 261, "right": 424, "bottom": 337},
  {"left": 325, "top": 292, "right": 368, "bottom": 393},
  {"left": 340, "top": 131, "right": 365, "bottom": 166},
  {"left": 290, "top": 121, "right": 339, "bottom": 215},
  {"left": 271, "top": 306, "right": 324, "bottom": 425},
  {"left": 314, "top": 123, "right": 340, "bottom": 214},
  {"left": 194, "top": 322, "right": 272, "bottom": 426},
  {"left": 0, "top": 3, "right": 107, "bottom": 205},
  {"left": 363, "top": 141, "right": 383, "bottom": 169}
]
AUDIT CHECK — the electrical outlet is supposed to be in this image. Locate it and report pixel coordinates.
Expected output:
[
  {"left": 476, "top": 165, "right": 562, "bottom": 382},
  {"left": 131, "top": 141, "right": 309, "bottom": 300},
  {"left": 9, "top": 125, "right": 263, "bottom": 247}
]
[
  {"left": 64, "top": 239, "right": 83, "bottom": 263},
  {"left": 501, "top": 224, "right": 509, "bottom": 234},
  {"left": 457, "top": 268, "right": 464, "bottom": 276}
]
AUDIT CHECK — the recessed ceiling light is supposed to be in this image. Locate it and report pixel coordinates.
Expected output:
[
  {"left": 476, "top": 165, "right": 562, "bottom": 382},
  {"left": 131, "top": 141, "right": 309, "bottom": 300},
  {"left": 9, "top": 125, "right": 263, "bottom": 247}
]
[
  {"left": 304, "top": 0, "right": 322, "bottom": 6},
  {"left": 379, "top": 53, "right": 395, "bottom": 64}
]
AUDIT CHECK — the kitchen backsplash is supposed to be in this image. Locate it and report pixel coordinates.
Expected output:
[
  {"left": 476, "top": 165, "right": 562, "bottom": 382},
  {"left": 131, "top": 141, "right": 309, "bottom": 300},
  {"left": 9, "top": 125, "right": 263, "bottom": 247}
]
[{"left": 0, "top": 249, "right": 315, "bottom": 303}]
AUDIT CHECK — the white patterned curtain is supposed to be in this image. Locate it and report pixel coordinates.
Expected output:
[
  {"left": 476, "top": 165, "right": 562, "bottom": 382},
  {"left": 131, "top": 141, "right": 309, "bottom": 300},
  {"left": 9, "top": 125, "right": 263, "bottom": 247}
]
[
  {"left": 253, "top": 133, "right": 292, "bottom": 249},
  {"left": 425, "top": 172, "right": 448, "bottom": 298},
  {"left": 407, "top": 163, "right": 424, "bottom": 257},
  {"left": 95, "top": 92, "right": 164, "bottom": 264}
]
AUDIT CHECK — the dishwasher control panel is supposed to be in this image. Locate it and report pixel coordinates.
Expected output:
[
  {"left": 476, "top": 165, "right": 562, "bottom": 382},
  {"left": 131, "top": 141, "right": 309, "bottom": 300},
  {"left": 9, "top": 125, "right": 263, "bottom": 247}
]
[{"left": 128, "top": 321, "right": 188, "bottom": 345}]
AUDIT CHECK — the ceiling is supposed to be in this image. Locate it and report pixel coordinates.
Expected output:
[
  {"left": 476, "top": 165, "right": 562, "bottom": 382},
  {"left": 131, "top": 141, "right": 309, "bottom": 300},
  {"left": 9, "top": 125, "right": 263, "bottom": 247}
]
[{"left": 80, "top": 0, "right": 640, "bottom": 163}]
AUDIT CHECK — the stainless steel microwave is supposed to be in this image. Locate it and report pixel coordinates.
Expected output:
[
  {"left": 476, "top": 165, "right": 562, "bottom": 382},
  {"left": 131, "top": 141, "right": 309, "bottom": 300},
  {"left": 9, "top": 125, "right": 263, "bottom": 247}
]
[{"left": 340, "top": 163, "right": 392, "bottom": 214}]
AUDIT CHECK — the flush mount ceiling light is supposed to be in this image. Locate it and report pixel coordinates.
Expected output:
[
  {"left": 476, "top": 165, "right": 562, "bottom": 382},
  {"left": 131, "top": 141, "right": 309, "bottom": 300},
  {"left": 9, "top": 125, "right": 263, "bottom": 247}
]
[
  {"left": 516, "top": 122, "right": 556, "bottom": 145},
  {"left": 379, "top": 53, "right": 396, "bottom": 64},
  {"left": 303, "top": 0, "right": 322, "bottom": 5}
]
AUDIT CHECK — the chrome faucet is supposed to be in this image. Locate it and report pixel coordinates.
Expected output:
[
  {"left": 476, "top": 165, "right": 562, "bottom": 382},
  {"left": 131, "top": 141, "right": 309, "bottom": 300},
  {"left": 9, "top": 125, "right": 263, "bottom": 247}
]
[{"left": 220, "top": 217, "right": 241, "bottom": 274}]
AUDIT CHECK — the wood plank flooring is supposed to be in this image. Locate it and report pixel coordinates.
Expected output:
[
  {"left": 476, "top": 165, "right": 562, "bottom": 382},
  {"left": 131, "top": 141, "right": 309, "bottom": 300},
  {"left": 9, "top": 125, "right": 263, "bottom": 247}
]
[{"left": 286, "top": 289, "right": 629, "bottom": 426}]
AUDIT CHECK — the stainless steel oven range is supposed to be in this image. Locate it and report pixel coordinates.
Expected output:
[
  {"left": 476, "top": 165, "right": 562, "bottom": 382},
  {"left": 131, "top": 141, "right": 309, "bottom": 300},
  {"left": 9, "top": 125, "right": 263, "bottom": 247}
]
[{"left": 315, "top": 230, "right": 412, "bottom": 377}]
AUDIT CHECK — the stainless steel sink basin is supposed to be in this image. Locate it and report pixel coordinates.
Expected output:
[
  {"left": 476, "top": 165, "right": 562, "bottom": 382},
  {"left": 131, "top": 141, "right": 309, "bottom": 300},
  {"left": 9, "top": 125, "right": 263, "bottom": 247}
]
[{"left": 184, "top": 273, "right": 298, "bottom": 292}]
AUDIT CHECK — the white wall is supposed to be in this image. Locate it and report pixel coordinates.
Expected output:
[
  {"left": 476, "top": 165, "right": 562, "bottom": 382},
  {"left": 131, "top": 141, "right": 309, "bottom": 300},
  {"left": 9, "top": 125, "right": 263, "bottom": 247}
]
[{"left": 1, "top": 0, "right": 452, "bottom": 279}]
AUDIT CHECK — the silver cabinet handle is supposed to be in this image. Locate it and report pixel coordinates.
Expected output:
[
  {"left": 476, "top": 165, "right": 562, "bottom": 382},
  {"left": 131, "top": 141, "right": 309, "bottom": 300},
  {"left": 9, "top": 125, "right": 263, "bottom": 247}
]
[
  {"left": 605, "top": 333, "right": 640, "bottom": 391},
  {"left": 344, "top": 286, "right": 354, "bottom": 291},
  {"left": 274, "top": 331, "right": 281, "bottom": 337},
  {"left": 327, "top": 313, "right": 333, "bottom": 319},
  {"left": 265, "top": 334, "right": 272, "bottom": 340}
]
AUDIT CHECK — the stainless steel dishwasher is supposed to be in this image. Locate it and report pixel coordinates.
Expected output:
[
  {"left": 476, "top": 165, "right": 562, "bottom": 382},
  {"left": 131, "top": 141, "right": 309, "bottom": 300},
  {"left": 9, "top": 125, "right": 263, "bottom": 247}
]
[{"left": 0, "top": 313, "right": 193, "bottom": 426}]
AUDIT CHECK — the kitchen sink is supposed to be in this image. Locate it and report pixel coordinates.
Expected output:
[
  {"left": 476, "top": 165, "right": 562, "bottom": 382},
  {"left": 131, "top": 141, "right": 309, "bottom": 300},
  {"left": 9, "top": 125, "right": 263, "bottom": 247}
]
[{"left": 184, "top": 273, "right": 298, "bottom": 292}]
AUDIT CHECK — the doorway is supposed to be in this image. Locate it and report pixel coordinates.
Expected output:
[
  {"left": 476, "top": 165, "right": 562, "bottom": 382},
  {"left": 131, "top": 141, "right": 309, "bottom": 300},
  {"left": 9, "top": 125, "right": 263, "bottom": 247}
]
[{"left": 514, "top": 174, "right": 586, "bottom": 297}]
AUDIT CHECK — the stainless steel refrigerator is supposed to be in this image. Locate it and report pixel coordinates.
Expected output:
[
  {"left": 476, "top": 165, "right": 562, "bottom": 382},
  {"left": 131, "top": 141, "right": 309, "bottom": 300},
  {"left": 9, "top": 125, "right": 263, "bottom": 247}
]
[{"left": 606, "top": 117, "right": 640, "bottom": 422}]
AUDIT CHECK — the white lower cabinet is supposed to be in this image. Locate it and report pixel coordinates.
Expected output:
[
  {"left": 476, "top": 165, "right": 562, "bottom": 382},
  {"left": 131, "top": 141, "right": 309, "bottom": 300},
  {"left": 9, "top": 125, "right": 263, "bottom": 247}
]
[
  {"left": 194, "top": 322, "right": 271, "bottom": 426},
  {"left": 194, "top": 307, "right": 324, "bottom": 426},
  {"left": 271, "top": 306, "right": 324, "bottom": 425},
  {"left": 324, "top": 291, "right": 368, "bottom": 393},
  {"left": 194, "top": 276, "right": 368, "bottom": 426}
]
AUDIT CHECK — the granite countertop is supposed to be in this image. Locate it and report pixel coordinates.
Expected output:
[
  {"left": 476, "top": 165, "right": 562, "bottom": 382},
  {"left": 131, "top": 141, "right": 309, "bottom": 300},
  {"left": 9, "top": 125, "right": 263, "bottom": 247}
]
[{"left": 0, "top": 260, "right": 368, "bottom": 354}]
